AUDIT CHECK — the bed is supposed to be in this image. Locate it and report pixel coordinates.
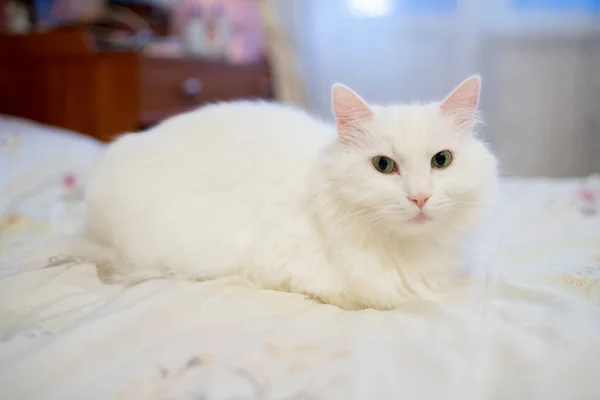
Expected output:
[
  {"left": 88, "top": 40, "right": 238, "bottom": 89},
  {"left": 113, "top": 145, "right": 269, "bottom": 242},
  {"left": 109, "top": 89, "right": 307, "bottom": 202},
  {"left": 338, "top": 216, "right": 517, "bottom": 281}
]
[{"left": 1, "top": 115, "right": 600, "bottom": 399}]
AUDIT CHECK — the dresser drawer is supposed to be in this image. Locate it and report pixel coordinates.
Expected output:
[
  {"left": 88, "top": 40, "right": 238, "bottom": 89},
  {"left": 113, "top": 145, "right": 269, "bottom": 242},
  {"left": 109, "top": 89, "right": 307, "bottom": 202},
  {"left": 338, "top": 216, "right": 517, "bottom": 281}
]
[{"left": 140, "top": 56, "right": 272, "bottom": 125}]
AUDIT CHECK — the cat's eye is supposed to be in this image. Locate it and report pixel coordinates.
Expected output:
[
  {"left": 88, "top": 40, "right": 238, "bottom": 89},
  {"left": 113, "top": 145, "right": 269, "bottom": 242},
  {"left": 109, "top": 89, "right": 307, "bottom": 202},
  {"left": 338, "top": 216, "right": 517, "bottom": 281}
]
[
  {"left": 431, "top": 150, "right": 453, "bottom": 169},
  {"left": 372, "top": 156, "right": 396, "bottom": 174}
]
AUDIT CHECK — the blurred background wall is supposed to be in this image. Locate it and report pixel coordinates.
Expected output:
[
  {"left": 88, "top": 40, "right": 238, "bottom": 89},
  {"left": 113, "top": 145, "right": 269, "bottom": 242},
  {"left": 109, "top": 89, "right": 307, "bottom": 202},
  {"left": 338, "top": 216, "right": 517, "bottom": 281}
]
[{"left": 274, "top": 0, "right": 600, "bottom": 177}]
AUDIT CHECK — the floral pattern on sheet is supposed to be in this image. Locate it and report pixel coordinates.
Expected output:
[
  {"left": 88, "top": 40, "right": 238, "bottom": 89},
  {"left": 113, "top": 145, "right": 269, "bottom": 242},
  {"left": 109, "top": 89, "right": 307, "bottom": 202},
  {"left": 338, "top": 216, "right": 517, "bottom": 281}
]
[
  {"left": 116, "top": 345, "right": 350, "bottom": 400},
  {"left": 557, "top": 257, "right": 600, "bottom": 304},
  {"left": 551, "top": 175, "right": 600, "bottom": 303},
  {"left": 576, "top": 178, "right": 599, "bottom": 217},
  {"left": 0, "top": 172, "right": 86, "bottom": 253},
  {"left": 483, "top": 174, "right": 600, "bottom": 306},
  {"left": 0, "top": 116, "right": 101, "bottom": 256}
]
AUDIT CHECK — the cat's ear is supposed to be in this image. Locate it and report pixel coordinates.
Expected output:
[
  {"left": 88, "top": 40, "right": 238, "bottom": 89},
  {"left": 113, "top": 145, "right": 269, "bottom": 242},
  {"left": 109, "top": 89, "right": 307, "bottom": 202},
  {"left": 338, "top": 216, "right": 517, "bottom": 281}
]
[
  {"left": 440, "top": 75, "right": 481, "bottom": 128},
  {"left": 331, "top": 84, "right": 373, "bottom": 143}
]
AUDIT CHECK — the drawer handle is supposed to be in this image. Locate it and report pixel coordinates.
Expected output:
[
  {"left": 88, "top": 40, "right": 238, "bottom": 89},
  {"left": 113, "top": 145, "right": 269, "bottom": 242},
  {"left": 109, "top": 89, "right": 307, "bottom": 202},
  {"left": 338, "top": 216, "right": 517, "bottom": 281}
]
[{"left": 181, "top": 78, "right": 203, "bottom": 99}]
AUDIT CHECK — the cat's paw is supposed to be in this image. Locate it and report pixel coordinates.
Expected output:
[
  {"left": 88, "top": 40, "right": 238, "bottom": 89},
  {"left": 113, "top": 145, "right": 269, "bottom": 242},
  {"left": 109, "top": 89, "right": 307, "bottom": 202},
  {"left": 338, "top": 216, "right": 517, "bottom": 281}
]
[{"left": 95, "top": 261, "right": 162, "bottom": 286}]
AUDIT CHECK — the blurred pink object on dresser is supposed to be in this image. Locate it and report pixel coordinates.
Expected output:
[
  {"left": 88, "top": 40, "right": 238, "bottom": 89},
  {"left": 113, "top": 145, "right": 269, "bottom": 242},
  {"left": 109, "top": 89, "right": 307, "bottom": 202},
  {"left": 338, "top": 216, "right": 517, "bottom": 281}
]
[
  {"left": 171, "top": 0, "right": 263, "bottom": 64},
  {"left": 50, "top": 0, "right": 105, "bottom": 24}
]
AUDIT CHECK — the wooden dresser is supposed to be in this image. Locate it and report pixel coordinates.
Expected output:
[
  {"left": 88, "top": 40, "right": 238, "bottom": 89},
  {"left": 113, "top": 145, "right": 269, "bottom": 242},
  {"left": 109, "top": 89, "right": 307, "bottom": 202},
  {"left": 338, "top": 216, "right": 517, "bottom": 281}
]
[
  {"left": 140, "top": 55, "right": 272, "bottom": 127},
  {"left": 0, "top": 28, "right": 273, "bottom": 141}
]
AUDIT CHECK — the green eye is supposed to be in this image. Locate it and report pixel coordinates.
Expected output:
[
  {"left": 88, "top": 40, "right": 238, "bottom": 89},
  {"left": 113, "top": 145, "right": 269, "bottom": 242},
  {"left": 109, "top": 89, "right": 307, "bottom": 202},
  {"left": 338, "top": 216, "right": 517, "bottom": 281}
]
[
  {"left": 372, "top": 156, "right": 396, "bottom": 174},
  {"left": 431, "top": 150, "right": 453, "bottom": 169}
]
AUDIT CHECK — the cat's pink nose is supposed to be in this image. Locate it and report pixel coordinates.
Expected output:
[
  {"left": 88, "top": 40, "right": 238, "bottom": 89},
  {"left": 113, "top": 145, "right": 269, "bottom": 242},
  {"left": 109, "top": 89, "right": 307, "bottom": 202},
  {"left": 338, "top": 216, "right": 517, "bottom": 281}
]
[{"left": 408, "top": 193, "right": 431, "bottom": 209}]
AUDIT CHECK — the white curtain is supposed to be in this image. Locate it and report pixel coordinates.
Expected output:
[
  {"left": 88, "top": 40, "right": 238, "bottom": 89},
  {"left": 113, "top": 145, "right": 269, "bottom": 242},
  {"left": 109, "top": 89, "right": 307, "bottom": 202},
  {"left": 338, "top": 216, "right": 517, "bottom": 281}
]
[
  {"left": 259, "top": 0, "right": 309, "bottom": 108},
  {"left": 264, "top": 0, "right": 600, "bottom": 177}
]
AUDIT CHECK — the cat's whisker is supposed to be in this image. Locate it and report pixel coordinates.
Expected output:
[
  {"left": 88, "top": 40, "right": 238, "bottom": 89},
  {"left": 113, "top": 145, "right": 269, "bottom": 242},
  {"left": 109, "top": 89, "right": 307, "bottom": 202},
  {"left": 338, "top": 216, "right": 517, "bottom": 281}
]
[
  {"left": 335, "top": 209, "right": 398, "bottom": 231},
  {"left": 336, "top": 206, "right": 405, "bottom": 229}
]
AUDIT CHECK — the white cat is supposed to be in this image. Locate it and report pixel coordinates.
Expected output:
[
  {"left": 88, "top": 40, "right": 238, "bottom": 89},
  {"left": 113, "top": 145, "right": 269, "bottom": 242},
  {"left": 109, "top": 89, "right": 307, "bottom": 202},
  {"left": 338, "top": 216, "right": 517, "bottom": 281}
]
[{"left": 82, "top": 76, "right": 498, "bottom": 310}]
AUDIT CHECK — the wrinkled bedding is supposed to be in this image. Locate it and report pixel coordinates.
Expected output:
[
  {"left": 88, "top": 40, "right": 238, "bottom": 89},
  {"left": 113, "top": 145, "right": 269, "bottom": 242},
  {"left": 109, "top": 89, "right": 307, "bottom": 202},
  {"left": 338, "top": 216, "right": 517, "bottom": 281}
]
[{"left": 1, "top": 116, "right": 600, "bottom": 399}]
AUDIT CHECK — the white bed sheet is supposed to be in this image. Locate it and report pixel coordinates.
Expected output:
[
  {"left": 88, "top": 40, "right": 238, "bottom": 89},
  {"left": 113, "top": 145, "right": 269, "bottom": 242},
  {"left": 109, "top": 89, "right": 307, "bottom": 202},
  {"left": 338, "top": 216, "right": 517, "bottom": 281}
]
[{"left": 1, "top": 116, "right": 600, "bottom": 399}]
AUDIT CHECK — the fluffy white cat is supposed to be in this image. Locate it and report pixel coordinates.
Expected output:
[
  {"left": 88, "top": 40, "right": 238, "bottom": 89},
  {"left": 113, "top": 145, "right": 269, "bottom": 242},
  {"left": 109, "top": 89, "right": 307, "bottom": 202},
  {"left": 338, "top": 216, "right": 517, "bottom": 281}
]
[{"left": 82, "top": 76, "right": 498, "bottom": 310}]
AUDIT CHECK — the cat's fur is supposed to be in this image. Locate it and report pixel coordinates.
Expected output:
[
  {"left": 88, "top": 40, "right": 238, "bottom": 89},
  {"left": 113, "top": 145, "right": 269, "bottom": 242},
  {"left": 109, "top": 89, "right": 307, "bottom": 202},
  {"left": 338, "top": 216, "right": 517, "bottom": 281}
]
[{"left": 82, "top": 76, "right": 498, "bottom": 310}]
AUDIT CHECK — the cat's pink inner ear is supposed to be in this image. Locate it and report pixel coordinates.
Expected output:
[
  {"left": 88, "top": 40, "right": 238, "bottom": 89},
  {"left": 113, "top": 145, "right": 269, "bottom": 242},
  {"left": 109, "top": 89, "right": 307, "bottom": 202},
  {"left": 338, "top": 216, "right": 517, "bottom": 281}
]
[
  {"left": 440, "top": 75, "right": 481, "bottom": 125},
  {"left": 331, "top": 84, "right": 373, "bottom": 138}
]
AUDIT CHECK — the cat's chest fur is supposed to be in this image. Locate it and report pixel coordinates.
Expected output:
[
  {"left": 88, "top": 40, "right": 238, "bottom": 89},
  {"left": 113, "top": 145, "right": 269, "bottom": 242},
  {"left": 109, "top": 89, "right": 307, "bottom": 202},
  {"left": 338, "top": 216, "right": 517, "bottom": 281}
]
[{"left": 241, "top": 200, "right": 460, "bottom": 310}]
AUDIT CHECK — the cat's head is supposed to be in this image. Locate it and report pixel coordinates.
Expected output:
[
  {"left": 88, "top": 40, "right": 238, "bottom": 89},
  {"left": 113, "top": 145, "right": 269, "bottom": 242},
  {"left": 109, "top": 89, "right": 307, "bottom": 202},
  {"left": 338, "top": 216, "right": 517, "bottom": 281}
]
[{"left": 319, "top": 76, "right": 498, "bottom": 238}]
